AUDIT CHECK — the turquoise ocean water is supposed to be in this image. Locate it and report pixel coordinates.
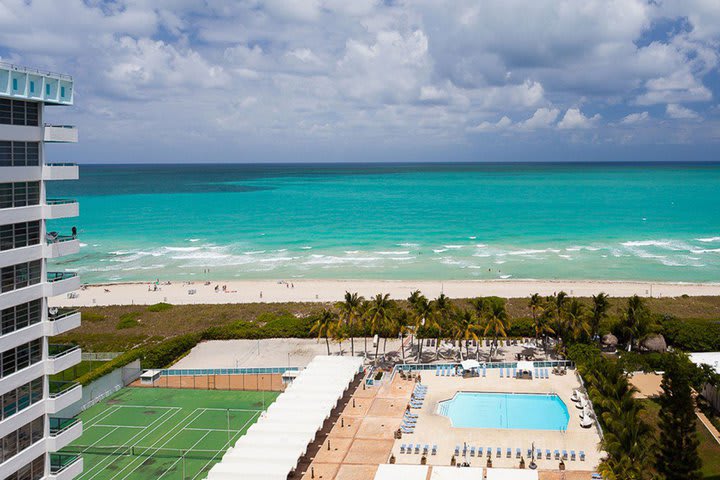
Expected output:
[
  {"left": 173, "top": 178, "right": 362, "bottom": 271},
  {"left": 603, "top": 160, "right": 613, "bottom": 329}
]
[{"left": 47, "top": 163, "right": 720, "bottom": 283}]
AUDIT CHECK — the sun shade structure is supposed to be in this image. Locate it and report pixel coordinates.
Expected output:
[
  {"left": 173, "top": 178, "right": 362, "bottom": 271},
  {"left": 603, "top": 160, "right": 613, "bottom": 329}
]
[
  {"left": 430, "top": 466, "right": 484, "bottom": 479},
  {"left": 205, "top": 355, "right": 364, "bottom": 480},
  {"left": 485, "top": 468, "right": 539, "bottom": 480},
  {"left": 374, "top": 464, "right": 429, "bottom": 480},
  {"left": 461, "top": 359, "right": 480, "bottom": 370}
]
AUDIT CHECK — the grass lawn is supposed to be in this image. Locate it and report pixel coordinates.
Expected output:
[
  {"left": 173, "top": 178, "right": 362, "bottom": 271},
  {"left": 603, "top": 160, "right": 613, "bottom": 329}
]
[
  {"left": 63, "top": 387, "right": 278, "bottom": 480},
  {"left": 639, "top": 399, "right": 720, "bottom": 479}
]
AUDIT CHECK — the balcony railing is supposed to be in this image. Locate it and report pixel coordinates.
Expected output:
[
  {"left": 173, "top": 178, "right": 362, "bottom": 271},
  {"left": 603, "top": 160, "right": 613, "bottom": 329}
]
[
  {"left": 49, "top": 381, "right": 80, "bottom": 398},
  {"left": 46, "top": 199, "right": 77, "bottom": 206},
  {"left": 45, "top": 163, "right": 78, "bottom": 167},
  {"left": 48, "top": 344, "right": 80, "bottom": 359},
  {"left": 47, "top": 272, "right": 78, "bottom": 282},
  {"left": 49, "top": 417, "right": 80, "bottom": 436},
  {"left": 46, "top": 233, "right": 76, "bottom": 244},
  {"left": 48, "top": 308, "right": 79, "bottom": 322},
  {"left": 50, "top": 453, "right": 81, "bottom": 474},
  {"left": 0, "top": 61, "right": 73, "bottom": 81}
]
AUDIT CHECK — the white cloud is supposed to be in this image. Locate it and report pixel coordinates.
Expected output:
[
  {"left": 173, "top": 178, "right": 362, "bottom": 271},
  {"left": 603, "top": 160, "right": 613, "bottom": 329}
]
[
  {"left": 620, "top": 111, "right": 649, "bottom": 125},
  {"left": 557, "top": 109, "right": 601, "bottom": 129},
  {"left": 517, "top": 108, "right": 560, "bottom": 130},
  {"left": 666, "top": 104, "right": 700, "bottom": 120},
  {"left": 636, "top": 70, "right": 713, "bottom": 105},
  {"left": 469, "top": 116, "right": 513, "bottom": 132}
]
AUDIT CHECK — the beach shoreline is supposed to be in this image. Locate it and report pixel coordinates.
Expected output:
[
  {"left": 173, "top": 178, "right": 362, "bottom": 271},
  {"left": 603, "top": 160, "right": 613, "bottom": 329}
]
[{"left": 50, "top": 278, "right": 720, "bottom": 307}]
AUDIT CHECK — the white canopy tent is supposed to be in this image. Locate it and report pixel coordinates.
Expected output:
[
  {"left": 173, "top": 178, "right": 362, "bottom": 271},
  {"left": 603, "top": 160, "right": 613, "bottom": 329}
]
[
  {"left": 205, "top": 355, "right": 363, "bottom": 480},
  {"left": 374, "top": 464, "right": 429, "bottom": 480},
  {"left": 485, "top": 468, "right": 538, "bottom": 480},
  {"left": 430, "top": 466, "right": 484, "bottom": 480}
]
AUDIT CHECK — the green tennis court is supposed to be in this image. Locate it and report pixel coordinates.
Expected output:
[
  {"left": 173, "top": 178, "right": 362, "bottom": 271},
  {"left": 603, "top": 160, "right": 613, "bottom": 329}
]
[{"left": 63, "top": 387, "right": 278, "bottom": 480}]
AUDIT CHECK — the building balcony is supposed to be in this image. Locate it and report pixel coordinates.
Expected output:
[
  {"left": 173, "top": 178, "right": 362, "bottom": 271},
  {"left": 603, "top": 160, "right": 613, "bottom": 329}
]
[
  {"left": 46, "top": 271, "right": 80, "bottom": 298},
  {"left": 43, "top": 125, "right": 78, "bottom": 143},
  {"left": 48, "top": 418, "right": 83, "bottom": 451},
  {"left": 49, "top": 453, "right": 83, "bottom": 480},
  {"left": 46, "top": 308, "right": 81, "bottom": 336},
  {"left": 47, "top": 344, "right": 81, "bottom": 375},
  {"left": 45, "top": 233, "right": 80, "bottom": 258},
  {"left": 47, "top": 381, "right": 82, "bottom": 414},
  {"left": 43, "top": 163, "right": 79, "bottom": 181},
  {"left": 44, "top": 199, "right": 78, "bottom": 219}
]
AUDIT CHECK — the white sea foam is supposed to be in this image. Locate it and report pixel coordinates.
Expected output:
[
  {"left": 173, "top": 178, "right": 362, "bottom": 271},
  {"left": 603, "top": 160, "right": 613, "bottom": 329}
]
[
  {"left": 300, "top": 246, "right": 313, "bottom": 250},
  {"left": 444, "top": 245, "right": 463, "bottom": 249},
  {"left": 398, "top": 243, "right": 419, "bottom": 247},
  {"left": 165, "top": 246, "right": 201, "bottom": 252},
  {"left": 696, "top": 237, "right": 720, "bottom": 243},
  {"left": 500, "top": 274, "right": 512, "bottom": 279},
  {"left": 243, "top": 250, "right": 266, "bottom": 255},
  {"left": 79, "top": 243, "right": 88, "bottom": 247},
  {"left": 469, "top": 236, "right": 477, "bottom": 240},
  {"left": 475, "top": 244, "right": 487, "bottom": 248},
  {"left": 345, "top": 250, "right": 360, "bottom": 254},
  {"left": 494, "top": 260, "right": 506, "bottom": 264},
  {"left": 376, "top": 250, "right": 410, "bottom": 255},
  {"left": 188, "top": 238, "right": 200, "bottom": 242},
  {"left": 433, "top": 249, "right": 448, "bottom": 253}
]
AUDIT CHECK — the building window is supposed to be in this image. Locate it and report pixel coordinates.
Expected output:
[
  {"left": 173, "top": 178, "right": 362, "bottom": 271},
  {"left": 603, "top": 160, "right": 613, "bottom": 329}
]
[
  {"left": 0, "top": 378, "right": 43, "bottom": 422},
  {"left": 0, "top": 99, "right": 40, "bottom": 126},
  {"left": 3, "top": 454, "right": 45, "bottom": 480},
  {"left": 0, "top": 417, "right": 44, "bottom": 464},
  {"left": 0, "top": 221, "right": 41, "bottom": 251},
  {"left": 0, "top": 260, "right": 42, "bottom": 294},
  {"left": 29, "top": 81, "right": 34, "bottom": 94},
  {"left": 1, "top": 299, "right": 42, "bottom": 336},
  {"left": 12, "top": 78, "right": 18, "bottom": 91},
  {"left": 0, "top": 339, "right": 42, "bottom": 379},
  {"left": 0, "top": 182, "right": 41, "bottom": 209},
  {"left": 60, "top": 86, "right": 65, "bottom": 97},
  {"left": 0, "top": 141, "right": 40, "bottom": 167}
]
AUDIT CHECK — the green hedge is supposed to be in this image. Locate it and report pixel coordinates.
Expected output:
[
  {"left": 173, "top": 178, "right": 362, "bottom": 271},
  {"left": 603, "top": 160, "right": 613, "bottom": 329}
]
[
  {"left": 76, "top": 348, "right": 145, "bottom": 386},
  {"left": 661, "top": 317, "right": 720, "bottom": 352}
]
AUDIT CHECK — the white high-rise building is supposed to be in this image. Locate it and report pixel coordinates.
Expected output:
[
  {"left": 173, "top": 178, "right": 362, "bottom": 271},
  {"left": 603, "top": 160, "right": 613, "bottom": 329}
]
[{"left": 0, "top": 63, "right": 83, "bottom": 480}]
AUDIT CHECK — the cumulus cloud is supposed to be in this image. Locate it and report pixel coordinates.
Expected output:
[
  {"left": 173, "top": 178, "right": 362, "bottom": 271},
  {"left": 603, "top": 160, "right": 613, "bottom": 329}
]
[
  {"left": 469, "top": 116, "right": 513, "bottom": 132},
  {"left": 666, "top": 104, "right": 700, "bottom": 120},
  {"left": 557, "top": 109, "right": 601, "bottom": 129},
  {"left": 620, "top": 111, "right": 649, "bottom": 125},
  {"left": 517, "top": 108, "right": 560, "bottom": 130}
]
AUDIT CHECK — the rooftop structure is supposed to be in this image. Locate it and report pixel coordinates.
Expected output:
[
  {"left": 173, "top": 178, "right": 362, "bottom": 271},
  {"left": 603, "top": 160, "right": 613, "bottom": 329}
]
[{"left": 0, "top": 63, "right": 82, "bottom": 480}]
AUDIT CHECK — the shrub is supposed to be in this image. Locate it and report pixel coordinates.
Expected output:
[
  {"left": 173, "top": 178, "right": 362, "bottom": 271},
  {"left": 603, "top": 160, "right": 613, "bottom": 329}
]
[
  {"left": 82, "top": 311, "right": 105, "bottom": 322},
  {"left": 141, "top": 333, "right": 202, "bottom": 369},
  {"left": 507, "top": 317, "right": 534, "bottom": 337},
  {"left": 660, "top": 317, "right": 720, "bottom": 352},
  {"left": 147, "top": 302, "right": 173, "bottom": 312},
  {"left": 76, "top": 348, "right": 145, "bottom": 386},
  {"left": 117, "top": 312, "right": 141, "bottom": 329}
]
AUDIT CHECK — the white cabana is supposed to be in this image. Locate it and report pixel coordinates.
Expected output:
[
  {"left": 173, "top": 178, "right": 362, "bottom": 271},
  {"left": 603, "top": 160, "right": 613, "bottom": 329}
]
[
  {"left": 485, "top": 468, "right": 538, "bottom": 480},
  {"left": 517, "top": 361, "right": 534, "bottom": 371},
  {"left": 205, "top": 355, "right": 364, "bottom": 480},
  {"left": 374, "top": 464, "right": 429, "bottom": 480},
  {"left": 430, "top": 466, "right": 484, "bottom": 480},
  {"left": 461, "top": 359, "right": 480, "bottom": 370}
]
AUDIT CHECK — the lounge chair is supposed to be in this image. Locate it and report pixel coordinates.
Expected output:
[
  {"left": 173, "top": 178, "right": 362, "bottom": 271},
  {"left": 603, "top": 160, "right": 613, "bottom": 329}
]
[
  {"left": 423, "top": 445, "right": 429, "bottom": 455},
  {"left": 454, "top": 445, "right": 460, "bottom": 456},
  {"left": 516, "top": 448, "right": 521, "bottom": 458},
  {"left": 470, "top": 446, "right": 475, "bottom": 457},
  {"left": 400, "top": 444, "right": 406, "bottom": 454},
  {"left": 527, "top": 448, "right": 532, "bottom": 458},
  {"left": 512, "top": 368, "right": 517, "bottom": 378},
  {"left": 500, "top": 369, "right": 504, "bottom": 378},
  {"left": 462, "top": 444, "right": 467, "bottom": 456},
  {"left": 545, "top": 449, "right": 551, "bottom": 460},
  {"left": 554, "top": 449, "right": 560, "bottom": 460},
  {"left": 487, "top": 447, "right": 492, "bottom": 458},
  {"left": 435, "top": 367, "right": 440, "bottom": 376},
  {"left": 545, "top": 368, "right": 550, "bottom": 378},
  {"left": 562, "top": 450, "right": 568, "bottom": 460},
  {"left": 432, "top": 444, "right": 437, "bottom": 455},
  {"left": 506, "top": 447, "right": 511, "bottom": 458},
  {"left": 534, "top": 368, "right": 538, "bottom": 378},
  {"left": 580, "top": 451, "right": 586, "bottom": 461},
  {"left": 571, "top": 450, "right": 576, "bottom": 461},
  {"left": 571, "top": 389, "right": 581, "bottom": 402},
  {"left": 482, "top": 368, "right": 486, "bottom": 378},
  {"left": 478, "top": 447, "right": 483, "bottom": 457},
  {"left": 401, "top": 427, "right": 414, "bottom": 434},
  {"left": 536, "top": 448, "right": 542, "bottom": 459},
  {"left": 415, "top": 444, "right": 421, "bottom": 454},
  {"left": 496, "top": 447, "right": 501, "bottom": 458},
  {"left": 581, "top": 414, "right": 595, "bottom": 427}
]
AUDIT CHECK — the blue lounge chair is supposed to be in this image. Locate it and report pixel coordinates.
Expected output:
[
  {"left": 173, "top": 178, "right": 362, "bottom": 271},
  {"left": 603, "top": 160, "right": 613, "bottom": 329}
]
[
  {"left": 500, "top": 369, "right": 504, "bottom": 378},
  {"left": 554, "top": 449, "right": 560, "bottom": 460},
  {"left": 546, "top": 449, "right": 551, "bottom": 460},
  {"left": 478, "top": 447, "right": 483, "bottom": 457},
  {"left": 496, "top": 447, "right": 501, "bottom": 458},
  {"left": 470, "top": 446, "right": 475, "bottom": 457},
  {"left": 482, "top": 368, "right": 486, "bottom": 377},
  {"left": 562, "top": 450, "right": 568, "bottom": 460},
  {"left": 537, "top": 448, "right": 542, "bottom": 459},
  {"left": 432, "top": 444, "right": 437, "bottom": 455},
  {"left": 423, "top": 445, "right": 429, "bottom": 455},
  {"left": 415, "top": 444, "right": 421, "bottom": 454},
  {"left": 400, "top": 444, "right": 406, "bottom": 454},
  {"left": 527, "top": 448, "right": 532, "bottom": 458},
  {"left": 506, "top": 448, "right": 511, "bottom": 458},
  {"left": 487, "top": 447, "right": 492, "bottom": 458},
  {"left": 534, "top": 368, "right": 538, "bottom": 378},
  {"left": 516, "top": 448, "right": 521, "bottom": 458},
  {"left": 580, "top": 451, "right": 586, "bottom": 461},
  {"left": 462, "top": 444, "right": 467, "bottom": 456},
  {"left": 571, "top": 450, "right": 576, "bottom": 461},
  {"left": 402, "top": 427, "right": 413, "bottom": 434},
  {"left": 512, "top": 368, "right": 517, "bottom": 378},
  {"left": 435, "top": 367, "right": 440, "bottom": 376},
  {"left": 454, "top": 445, "right": 460, "bottom": 456}
]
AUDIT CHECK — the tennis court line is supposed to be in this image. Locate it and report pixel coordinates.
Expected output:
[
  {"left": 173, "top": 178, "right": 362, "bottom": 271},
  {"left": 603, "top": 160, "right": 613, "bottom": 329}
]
[
  {"left": 81, "top": 407, "right": 183, "bottom": 480},
  {"left": 183, "top": 427, "right": 245, "bottom": 433},
  {"left": 83, "top": 406, "right": 121, "bottom": 428},
  {"left": 155, "top": 429, "right": 214, "bottom": 480},
  {"left": 107, "top": 408, "right": 211, "bottom": 480},
  {"left": 190, "top": 409, "right": 262, "bottom": 480},
  {"left": 92, "top": 424, "right": 147, "bottom": 429},
  {"left": 200, "top": 407, "right": 266, "bottom": 413}
]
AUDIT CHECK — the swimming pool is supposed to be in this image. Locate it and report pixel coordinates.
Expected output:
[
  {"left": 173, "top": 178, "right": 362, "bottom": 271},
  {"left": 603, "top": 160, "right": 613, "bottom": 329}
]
[{"left": 438, "top": 392, "right": 570, "bottom": 430}]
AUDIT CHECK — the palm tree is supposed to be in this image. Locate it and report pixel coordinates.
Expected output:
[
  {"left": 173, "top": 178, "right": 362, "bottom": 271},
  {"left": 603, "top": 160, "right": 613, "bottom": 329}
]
[
  {"left": 453, "top": 309, "right": 479, "bottom": 360},
  {"left": 566, "top": 299, "right": 591, "bottom": 342},
  {"left": 430, "top": 294, "right": 453, "bottom": 359},
  {"left": 310, "top": 309, "right": 338, "bottom": 355},
  {"left": 483, "top": 300, "right": 509, "bottom": 360},
  {"left": 620, "top": 295, "right": 651, "bottom": 351},
  {"left": 591, "top": 292, "right": 610, "bottom": 341},
  {"left": 528, "top": 293, "right": 554, "bottom": 349},
  {"left": 407, "top": 291, "right": 431, "bottom": 362},
  {"left": 551, "top": 291, "right": 568, "bottom": 335},
  {"left": 337, "top": 291, "right": 364, "bottom": 356},
  {"left": 365, "top": 293, "right": 395, "bottom": 364}
]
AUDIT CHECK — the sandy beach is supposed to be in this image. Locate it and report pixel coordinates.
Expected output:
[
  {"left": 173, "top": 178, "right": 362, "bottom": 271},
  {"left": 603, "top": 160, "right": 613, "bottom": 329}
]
[{"left": 50, "top": 279, "right": 720, "bottom": 307}]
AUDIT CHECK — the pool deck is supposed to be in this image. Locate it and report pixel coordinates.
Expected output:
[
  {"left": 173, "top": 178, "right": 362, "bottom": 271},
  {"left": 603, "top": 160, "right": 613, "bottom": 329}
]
[{"left": 392, "top": 367, "right": 603, "bottom": 471}]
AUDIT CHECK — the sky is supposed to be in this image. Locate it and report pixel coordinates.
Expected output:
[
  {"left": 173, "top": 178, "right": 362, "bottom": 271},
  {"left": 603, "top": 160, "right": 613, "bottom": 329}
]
[{"left": 1, "top": 0, "right": 720, "bottom": 163}]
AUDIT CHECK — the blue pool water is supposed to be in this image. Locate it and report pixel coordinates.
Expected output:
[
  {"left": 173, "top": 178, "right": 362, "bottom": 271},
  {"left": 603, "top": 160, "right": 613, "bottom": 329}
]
[{"left": 438, "top": 392, "right": 570, "bottom": 430}]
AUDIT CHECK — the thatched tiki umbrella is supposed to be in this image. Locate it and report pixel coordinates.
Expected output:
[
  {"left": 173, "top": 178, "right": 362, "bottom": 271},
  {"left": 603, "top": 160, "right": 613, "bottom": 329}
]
[
  {"left": 601, "top": 333, "right": 618, "bottom": 352},
  {"left": 640, "top": 334, "right": 667, "bottom": 353}
]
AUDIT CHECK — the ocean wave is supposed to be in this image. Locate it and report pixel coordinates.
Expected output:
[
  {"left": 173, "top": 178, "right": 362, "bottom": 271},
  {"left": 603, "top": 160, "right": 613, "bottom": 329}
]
[
  {"left": 188, "top": 238, "right": 200, "bottom": 242},
  {"left": 376, "top": 250, "right": 410, "bottom": 255},
  {"left": 469, "top": 236, "right": 477, "bottom": 240},
  {"left": 621, "top": 239, "right": 690, "bottom": 251},
  {"left": 397, "top": 243, "right": 419, "bottom": 247},
  {"left": 443, "top": 245, "right": 463, "bottom": 249},
  {"left": 165, "top": 246, "right": 202, "bottom": 252},
  {"left": 79, "top": 243, "right": 88, "bottom": 247},
  {"left": 696, "top": 237, "right": 720, "bottom": 243},
  {"left": 500, "top": 274, "right": 512, "bottom": 279},
  {"left": 345, "top": 250, "right": 360, "bottom": 254},
  {"left": 300, "top": 246, "right": 313, "bottom": 250},
  {"left": 433, "top": 249, "right": 448, "bottom": 253},
  {"left": 243, "top": 250, "right": 266, "bottom": 255}
]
